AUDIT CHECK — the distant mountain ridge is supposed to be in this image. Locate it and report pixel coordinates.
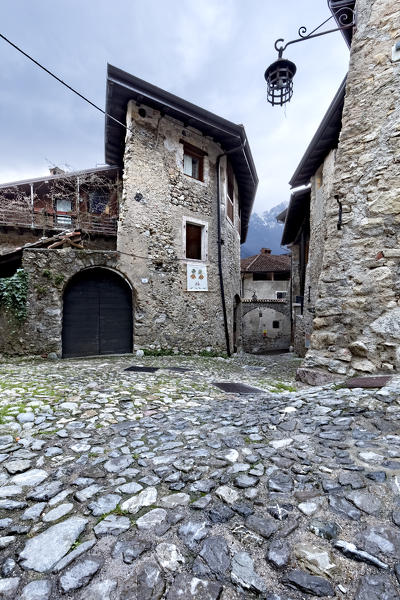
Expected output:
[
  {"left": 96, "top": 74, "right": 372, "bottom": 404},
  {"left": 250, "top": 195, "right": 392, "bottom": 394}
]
[{"left": 241, "top": 201, "right": 288, "bottom": 258}]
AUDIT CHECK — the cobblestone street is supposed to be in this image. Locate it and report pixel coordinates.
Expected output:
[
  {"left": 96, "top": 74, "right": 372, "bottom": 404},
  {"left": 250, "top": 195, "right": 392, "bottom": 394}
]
[{"left": 0, "top": 353, "right": 399, "bottom": 598}]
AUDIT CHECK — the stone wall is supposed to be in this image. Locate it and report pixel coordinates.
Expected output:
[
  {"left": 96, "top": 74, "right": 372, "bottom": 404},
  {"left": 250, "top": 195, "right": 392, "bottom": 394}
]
[
  {"left": 0, "top": 248, "right": 121, "bottom": 355},
  {"left": 289, "top": 246, "right": 303, "bottom": 354},
  {"left": 303, "top": 0, "right": 400, "bottom": 376},
  {"left": 118, "top": 101, "right": 241, "bottom": 353},
  {"left": 294, "top": 151, "right": 336, "bottom": 357},
  {"left": 242, "top": 300, "right": 290, "bottom": 353}
]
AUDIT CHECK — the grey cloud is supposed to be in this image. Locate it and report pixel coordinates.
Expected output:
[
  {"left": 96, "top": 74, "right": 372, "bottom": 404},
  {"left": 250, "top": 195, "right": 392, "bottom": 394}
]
[{"left": 0, "top": 0, "right": 349, "bottom": 212}]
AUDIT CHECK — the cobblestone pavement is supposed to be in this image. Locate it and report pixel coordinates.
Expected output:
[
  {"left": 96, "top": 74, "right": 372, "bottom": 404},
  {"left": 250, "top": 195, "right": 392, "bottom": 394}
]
[{"left": 0, "top": 353, "right": 400, "bottom": 599}]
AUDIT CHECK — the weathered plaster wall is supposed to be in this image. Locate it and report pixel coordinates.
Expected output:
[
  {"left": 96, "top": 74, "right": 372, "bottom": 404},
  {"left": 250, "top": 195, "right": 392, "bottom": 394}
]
[
  {"left": 0, "top": 249, "right": 121, "bottom": 355},
  {"left": 303, "top": 0, "right": 400, "bottom": 377},
  {"left": 242, "top": 274, "right": 289, "bottom": 300},
  {"left": 241, "top": 300, "right": 290, "bottom": 353},
  {"left": 118, "top": 101, "right": 241, "bottom": 353},
  {"left": 242, "top": 303, "right": 290, "bottom": 353}
]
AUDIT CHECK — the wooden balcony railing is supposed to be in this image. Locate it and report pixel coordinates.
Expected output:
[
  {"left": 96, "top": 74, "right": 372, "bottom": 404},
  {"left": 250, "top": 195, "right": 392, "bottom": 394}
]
[{"left": 0, "top": 208, "right": 118, "bottom": 236}]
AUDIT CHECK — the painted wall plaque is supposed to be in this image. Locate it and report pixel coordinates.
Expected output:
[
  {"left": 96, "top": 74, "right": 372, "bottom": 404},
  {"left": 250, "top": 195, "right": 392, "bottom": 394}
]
[{"left": 187, "top": 263, "right": 208, "bottom": 291}]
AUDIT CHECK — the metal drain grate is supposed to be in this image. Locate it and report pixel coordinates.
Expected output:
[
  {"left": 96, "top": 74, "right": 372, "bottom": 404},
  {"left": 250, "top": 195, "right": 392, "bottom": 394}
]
[
  {"left": 345, "top": 376, "right": 392, "bottom": 389},
  {"left": 213, "top": 382, "right": 265, "bottom": 394},
  {"left": 124, "top": 366, "right": 159, "bottom": 373}
]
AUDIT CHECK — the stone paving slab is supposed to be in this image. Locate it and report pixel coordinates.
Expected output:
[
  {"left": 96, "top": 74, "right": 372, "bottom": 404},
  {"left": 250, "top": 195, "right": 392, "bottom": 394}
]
[{"left": 0, "top": 352, "right": 399, "bottom": 598}]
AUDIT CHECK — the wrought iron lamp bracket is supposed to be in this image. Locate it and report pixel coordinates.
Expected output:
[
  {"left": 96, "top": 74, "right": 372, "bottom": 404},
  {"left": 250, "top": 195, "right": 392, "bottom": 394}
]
[{"left": 274, "top": 4, "right": 356, "bottom": 58}]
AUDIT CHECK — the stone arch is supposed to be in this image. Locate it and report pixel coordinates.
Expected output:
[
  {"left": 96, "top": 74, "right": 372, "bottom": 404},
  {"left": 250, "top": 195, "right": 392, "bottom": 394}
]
[
  {"left": 242, "top": 303, "right": 291, "bottom": 354},
  {"left": 241, "top": 300, "right": 290, "bottom": 318},
  {"left": 62, "top": 266, "right": 134, "bottom": 358}
]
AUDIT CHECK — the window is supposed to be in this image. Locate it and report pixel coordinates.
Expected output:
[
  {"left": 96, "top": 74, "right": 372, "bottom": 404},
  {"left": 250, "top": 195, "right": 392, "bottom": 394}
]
[
  {"left": 273, "top": 321, "right": 280, "bottom": 329},
  {"left": 227, "top": 161, "right": 234, "bottom": 222},
  {"left": 186, "top": 223, "right": 202, "bottom": 260},
  {"left": 274, "top": 271, "right": 290, "bottom": 281},
  {"left": 276, "top": 291, "right": 287, "bottom": 300},
  {"left": 183, "top": 217, "right": 208, "bottom": 261},
  {"left": 89, "top": 192, "right": 108, "bottom": 215},
  {"left": 56, "top": 198, "right": 72, "bottom": 225},
  {"left": 253, "top": 273, "right": 272, "bottom": 281},
  {"left": 182, "top": 142, "right": 204, "bottom": 181}
]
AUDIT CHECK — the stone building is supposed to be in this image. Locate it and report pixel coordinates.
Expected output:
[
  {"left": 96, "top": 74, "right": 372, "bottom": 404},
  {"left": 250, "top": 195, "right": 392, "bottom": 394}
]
[
  {"left": 283, "top": 0, "right": 400, "bottom": 381},
  {"left": 240, "top": 249, "right": 291, "bottom": 353},
  {"left": 280, "top": 81, "right": 345, "bottom": 358},
  {"left": 241, "top": 248, "right": 290, "bottom": 301},
  {"left": 0, "top": 66, "right": 257, "bottom": 357}
]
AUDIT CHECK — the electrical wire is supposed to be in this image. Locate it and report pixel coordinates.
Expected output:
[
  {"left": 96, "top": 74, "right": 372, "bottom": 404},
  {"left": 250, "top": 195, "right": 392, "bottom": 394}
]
[
  {"left": 0, "top": 32, "right": 232, "bottom": 275},
  {"left": 0, "top": 32, "right": 128, "bottom": 133},
  {"left": 0, "top": 32, "right": 211, "bottom": 146}
]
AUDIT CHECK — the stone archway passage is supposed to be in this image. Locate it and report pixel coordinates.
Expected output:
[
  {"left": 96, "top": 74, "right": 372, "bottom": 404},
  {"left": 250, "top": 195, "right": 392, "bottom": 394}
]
[{"left": 62, "top": 268, "right": 133, "bottom": 358}]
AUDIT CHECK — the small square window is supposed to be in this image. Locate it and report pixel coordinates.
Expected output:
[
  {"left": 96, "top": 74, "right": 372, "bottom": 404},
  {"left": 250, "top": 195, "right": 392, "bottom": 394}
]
[
  {"left": 182, "top": 143, "right": 204, "bottom": 181},
  {"left": 276, "top": 291, "right": 287, "bottom": 299},
  {"left": 273, "top": 321, "right": 280, "bottom": 329}
]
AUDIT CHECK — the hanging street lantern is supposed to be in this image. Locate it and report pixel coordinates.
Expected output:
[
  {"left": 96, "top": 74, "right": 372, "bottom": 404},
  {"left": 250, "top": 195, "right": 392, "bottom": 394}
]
[
  {"left": 264, "top": 54, "right": 297, "bottom": 107},
  {"left": 265, "top": 1, "right": 356, "bottom": 106}
]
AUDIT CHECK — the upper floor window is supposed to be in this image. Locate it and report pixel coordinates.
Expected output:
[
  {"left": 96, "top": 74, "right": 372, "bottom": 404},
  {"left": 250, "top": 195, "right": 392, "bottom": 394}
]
[
  {"left": 183, "top": 217, "right": 208, "bottom": 261},
  {"left": 227, "top": 161, "right": 234, "bottom": 222},
  {"left": 182, "top": 142, "right": 204, "bottom": 181},
  {"left": 55, "top": 198, "right": 73, "bottom": 225}
]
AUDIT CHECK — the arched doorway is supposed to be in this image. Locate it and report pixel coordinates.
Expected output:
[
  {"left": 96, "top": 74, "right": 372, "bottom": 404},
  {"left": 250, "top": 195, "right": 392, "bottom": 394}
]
[
  {"left": 62, "top": 268, "right": 133, "bottom": 358},
  {"left": 242, "top": 306, "right": 290, "bottom": 354}
]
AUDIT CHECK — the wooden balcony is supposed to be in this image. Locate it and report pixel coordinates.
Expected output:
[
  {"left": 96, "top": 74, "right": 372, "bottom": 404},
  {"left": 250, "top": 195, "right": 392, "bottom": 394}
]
[{"left": 0, "top": 207, "right": 118, "bottom": 237}]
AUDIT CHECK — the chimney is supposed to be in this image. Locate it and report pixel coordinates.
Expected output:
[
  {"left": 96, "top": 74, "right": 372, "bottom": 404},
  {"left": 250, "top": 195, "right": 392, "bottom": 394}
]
[
  {"left": 260, "top": 248, "right": 271, "bottom": 254},
  {"left": 49, "top": 167, "right": 65, "bottom": 176}
]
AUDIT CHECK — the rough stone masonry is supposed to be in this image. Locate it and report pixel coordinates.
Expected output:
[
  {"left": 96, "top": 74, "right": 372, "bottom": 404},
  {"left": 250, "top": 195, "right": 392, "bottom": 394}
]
[
  {"left": 304, "top": 0, "right": 400, "bottom": 377},
  {"left": 118, "top": 101, "right": 242, "bottom": 354}
]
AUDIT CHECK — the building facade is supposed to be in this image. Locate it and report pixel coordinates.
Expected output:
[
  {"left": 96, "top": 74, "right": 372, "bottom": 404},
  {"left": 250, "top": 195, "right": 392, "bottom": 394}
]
[
  {"left": 240, "top": 248, "right": 291, "bottom": 353},
  {"left": 283, "top": 0, "right": 400, "bottom": 381},
  {"left": 0, "top": 66, "right": 257, "bottom": 357}
]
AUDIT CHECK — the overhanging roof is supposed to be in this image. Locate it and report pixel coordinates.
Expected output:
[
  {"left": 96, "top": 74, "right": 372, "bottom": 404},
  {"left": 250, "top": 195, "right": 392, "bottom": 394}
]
[
  {"left": 0, "top": 165, "right": 119, "bottom": 191},
  {"left": 241, "top": 252, "right": 290, "bottom": 274},
  {"left": 105, "top": 64, "right": 258, "bottom": 241},
  {"left": 289, "top": 78, "right": 346, "bottom": 188},
  {"left": 281, "top": 187, "right": 311, "bottom": 246},
  {"left": 329, "top": 0, "right": 356, "bottom": 48}
]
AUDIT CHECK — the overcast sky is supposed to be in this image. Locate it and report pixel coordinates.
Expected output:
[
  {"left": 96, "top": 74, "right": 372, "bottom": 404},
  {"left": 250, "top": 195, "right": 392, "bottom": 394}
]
[{"left": 0, "top": 1, "right": 349, "bottom": 213}]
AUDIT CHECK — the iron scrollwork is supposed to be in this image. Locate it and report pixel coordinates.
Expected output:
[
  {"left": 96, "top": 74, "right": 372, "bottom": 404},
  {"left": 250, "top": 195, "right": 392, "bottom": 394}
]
[{"left": 274, "top": 3, "right": 356, "bottom": 57}]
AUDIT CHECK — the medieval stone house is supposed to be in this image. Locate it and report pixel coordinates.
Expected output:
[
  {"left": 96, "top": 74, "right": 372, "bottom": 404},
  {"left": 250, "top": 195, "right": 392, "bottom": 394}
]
[
  {"left": 240, "top": 249, "right": 291, "bottom": 353},
  {"left": 282, "top": 0, "right": 400, "bottom": 381},
  {"left": 0, "top": 65, "right": 257, "bottom": 357}
]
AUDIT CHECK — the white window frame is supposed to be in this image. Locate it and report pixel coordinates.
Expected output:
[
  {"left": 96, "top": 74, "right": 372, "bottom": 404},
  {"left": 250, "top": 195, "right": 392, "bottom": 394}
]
[{"left": 182, "top": 216, "right": 208, "bottom": 262}]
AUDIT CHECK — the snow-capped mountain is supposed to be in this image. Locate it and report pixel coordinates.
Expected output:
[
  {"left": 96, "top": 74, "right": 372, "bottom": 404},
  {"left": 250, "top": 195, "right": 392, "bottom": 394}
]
[{"left": 241, "top": 201, "right": 288, "bottom": 258}]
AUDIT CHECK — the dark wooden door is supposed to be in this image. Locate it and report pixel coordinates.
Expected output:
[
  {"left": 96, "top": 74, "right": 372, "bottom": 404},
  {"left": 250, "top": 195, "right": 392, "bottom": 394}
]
[{"left": 62, "top": 268, "right": 133, "bottom": 358}]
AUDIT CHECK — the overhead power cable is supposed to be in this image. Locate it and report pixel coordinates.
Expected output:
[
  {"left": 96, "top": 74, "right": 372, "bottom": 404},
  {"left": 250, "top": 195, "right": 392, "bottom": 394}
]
[{"left": 0, "top": 32, "right": 128, "bottom": 132}]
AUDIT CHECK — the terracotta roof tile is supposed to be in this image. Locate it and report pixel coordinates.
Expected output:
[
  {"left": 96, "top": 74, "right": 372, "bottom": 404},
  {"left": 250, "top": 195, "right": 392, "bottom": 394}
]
[{"left": 241, "top": 253, "right": 290, "bottom": 273}]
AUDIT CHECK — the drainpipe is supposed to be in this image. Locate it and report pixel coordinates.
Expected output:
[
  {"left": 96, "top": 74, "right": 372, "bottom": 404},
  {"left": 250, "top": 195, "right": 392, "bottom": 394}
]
[
  {"left": 289, "top": 250, "right": 294, "bottom": 344},
  {"left": 216, "top": 140, "right": 247, "bottom": 357}
]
